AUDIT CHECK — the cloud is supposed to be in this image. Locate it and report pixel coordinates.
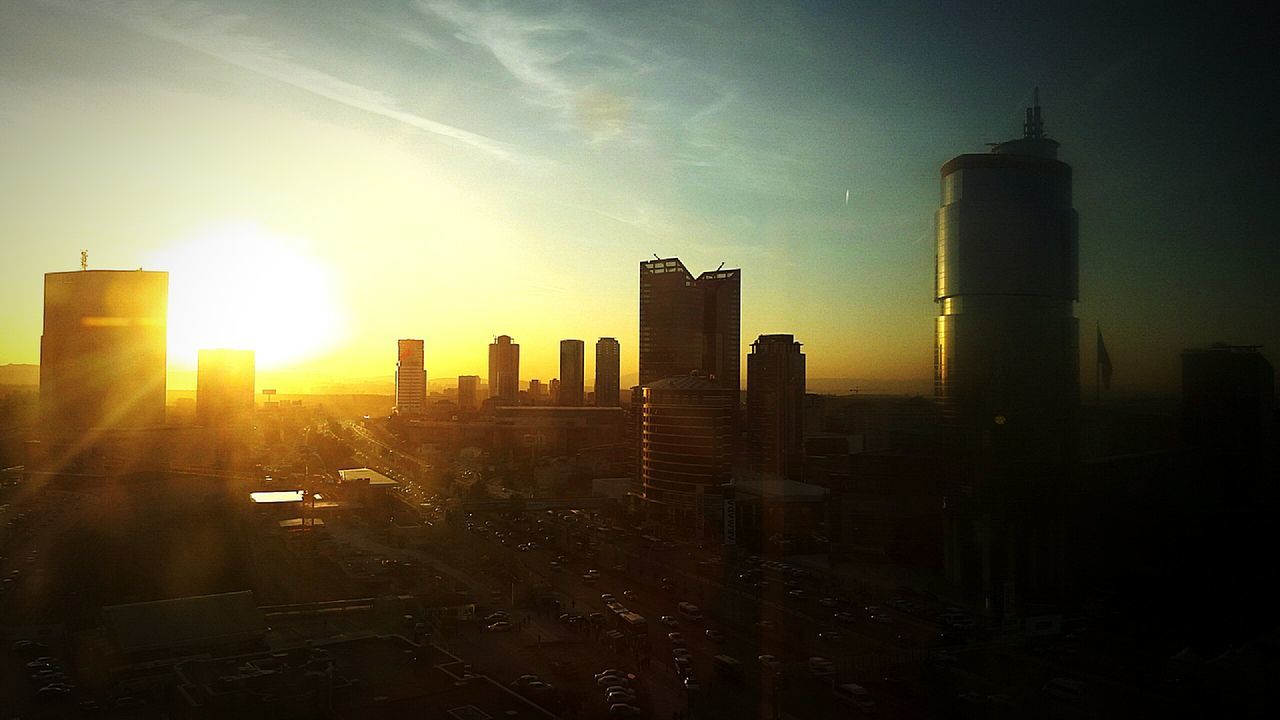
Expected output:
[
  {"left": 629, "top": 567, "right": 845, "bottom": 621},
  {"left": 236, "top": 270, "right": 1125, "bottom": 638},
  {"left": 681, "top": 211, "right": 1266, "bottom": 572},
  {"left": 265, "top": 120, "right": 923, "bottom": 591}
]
[{"left": 54, "top": 0, "right": 518, "bottom": 161}]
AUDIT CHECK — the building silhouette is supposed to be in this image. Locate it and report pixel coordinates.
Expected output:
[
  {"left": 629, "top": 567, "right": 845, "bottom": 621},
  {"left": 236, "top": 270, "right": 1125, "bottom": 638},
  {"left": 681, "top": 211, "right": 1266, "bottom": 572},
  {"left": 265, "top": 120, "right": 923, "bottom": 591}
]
[
  {"left": 549, "top": 378, "right": 560, "bottom": 405},
  {"left": 747, "top": 334, "right": 806, "bottom": 479},
  {"left": 196, "top": 349, "right": 254, "bottom": 428},
  {"left": 527, "top": 379, "right": 545, "bottom": 405},
  {"left": 639, "top": 258, "right": 741, "bottom": 390},
  {"left": 559, "top": 339, "right": 585, "bottom": 407},
  {"left": 935, "top": 94, "right": 1079, "bottom": 616},
  {"left": 395, "top": 339, "right": 426, "bottom": 416},
  {"left": 1180, "top": 344, "right": 1276, "bottom": 469},
  {"left": 640, "top": 375, "right": 736, "bottom": 526},
  {"left": 40, "top": 269, "right": 168, "bottom": 431},
  {"left": 457, "top": 375, "right": 480, "bottom": 411},
  {"left": 595, "top": 337, "right": 621, "bottom": 407},
  {"left": 488, "top": 335, "right": 520, "bottom": 406}
]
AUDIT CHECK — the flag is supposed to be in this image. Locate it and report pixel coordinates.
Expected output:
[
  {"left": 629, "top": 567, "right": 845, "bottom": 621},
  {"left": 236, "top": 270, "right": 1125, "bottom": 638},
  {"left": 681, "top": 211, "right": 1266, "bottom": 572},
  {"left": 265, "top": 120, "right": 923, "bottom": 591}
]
[{"left": 1097, "top": 327, "right": 1113, "bottom": 390}]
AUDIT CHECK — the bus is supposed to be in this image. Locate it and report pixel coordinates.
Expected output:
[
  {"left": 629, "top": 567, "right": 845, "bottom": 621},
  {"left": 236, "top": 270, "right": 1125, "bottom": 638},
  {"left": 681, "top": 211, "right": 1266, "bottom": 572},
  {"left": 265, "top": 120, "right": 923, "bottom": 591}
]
[
  {"left": 617, "top": 611, "right": 647, "bottom": 637},
  {"left": 677, "top": 602, "right": 703, "bottom": 622}
]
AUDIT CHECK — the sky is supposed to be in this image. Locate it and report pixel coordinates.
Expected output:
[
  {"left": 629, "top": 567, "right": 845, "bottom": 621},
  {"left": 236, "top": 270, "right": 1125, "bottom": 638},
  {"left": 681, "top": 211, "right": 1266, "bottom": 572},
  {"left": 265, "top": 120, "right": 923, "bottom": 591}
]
[{"left": 0, "top": 1, "right": 1274, "bottom": 394}]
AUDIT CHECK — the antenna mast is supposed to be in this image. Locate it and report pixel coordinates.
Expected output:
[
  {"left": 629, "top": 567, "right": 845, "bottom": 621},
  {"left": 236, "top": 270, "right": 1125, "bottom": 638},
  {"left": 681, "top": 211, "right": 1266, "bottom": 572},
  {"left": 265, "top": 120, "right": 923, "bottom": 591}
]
[{"left": 1023, "top": 86, "right": 1045, "bottom": 139}]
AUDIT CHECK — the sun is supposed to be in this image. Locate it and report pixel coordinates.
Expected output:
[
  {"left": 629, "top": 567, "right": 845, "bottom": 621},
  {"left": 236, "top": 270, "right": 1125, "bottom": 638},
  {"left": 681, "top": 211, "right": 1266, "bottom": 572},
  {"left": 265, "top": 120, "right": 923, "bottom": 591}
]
[{"left": 149, "top": 221, "right": 346, "bottom": 371}]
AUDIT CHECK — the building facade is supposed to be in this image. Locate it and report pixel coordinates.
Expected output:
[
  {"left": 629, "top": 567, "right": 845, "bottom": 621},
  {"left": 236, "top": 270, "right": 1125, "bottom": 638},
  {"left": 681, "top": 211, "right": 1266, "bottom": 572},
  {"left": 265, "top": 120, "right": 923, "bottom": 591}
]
[
  {"left": 559, "top": 339, "right": 585, "bottom": 407},
  {"left": 457, "top": 375, "right": 480, "bottom": 410},
  {"left": 639, "top": 258, "right": 741, "bottom": 391},
  {"left": 197, "top": 349, "right": 255, "bottom": 427},
  {"left": 746, "top": 334, "right": 806, "bottom": 479},
  {"left": 595, "top": 337, "right": 621, "bottom": 407},
  {"left": 40, "top": 269, "right": 169, "bottom": 431},
  {"left": 640, "top": 376, "right": 736, "bottom": 522},
  {"left": 488, "top": 335, "right": 520, "bottom": 406},
  {"left": 395, "top": 339, "right": 426, "bottom": 416}
]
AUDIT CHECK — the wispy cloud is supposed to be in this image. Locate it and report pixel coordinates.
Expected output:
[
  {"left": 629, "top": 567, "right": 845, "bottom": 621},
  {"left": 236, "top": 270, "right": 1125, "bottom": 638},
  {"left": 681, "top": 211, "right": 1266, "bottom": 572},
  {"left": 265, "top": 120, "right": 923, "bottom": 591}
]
[{"left": 53, "top": 0, "right": 518, "bottom": 161}]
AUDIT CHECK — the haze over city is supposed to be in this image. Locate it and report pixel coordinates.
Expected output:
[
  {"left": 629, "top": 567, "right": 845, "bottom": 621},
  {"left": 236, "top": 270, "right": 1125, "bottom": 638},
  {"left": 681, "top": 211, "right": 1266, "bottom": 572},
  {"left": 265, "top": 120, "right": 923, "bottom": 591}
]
[{"left": 1, "top": 1, "right": 1274, "bottom": 393}]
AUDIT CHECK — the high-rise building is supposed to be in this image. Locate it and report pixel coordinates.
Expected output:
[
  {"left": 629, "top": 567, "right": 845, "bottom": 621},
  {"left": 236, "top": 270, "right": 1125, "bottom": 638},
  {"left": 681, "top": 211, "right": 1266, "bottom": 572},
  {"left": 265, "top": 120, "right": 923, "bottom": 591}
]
[
  {"left": 641, "top": 376, "right": 736, "bottom": 524},
  {"left": 549, "top": 378, "right": 560, "bottom": 405},
  {"left": 1180, "top": 344, "right": 1276, "bottom": 461},
  {"left": 457, "top": 375, "right": 480, "bottom": 410},
  {"left": 40, "top": 269, "right": 168, "bottom": 431},
  {"left": 595, "top": 337, "right": 621, "bottom": 407},
  {"left": 935, "top": 93, "right": 1079, "bottom": 616},
  {"left": 747, "top": 334, "right": 806, "bottom": 479},
  {"left": 395, "top": 339, "right": 426, "bottom": 416},
  {"left": 488, "top": 335, "right": 520, "bottom": 406},
  {"left": 639, "top": 258, "right": 741, "bottom": 390},
  {"left": 559, "top": 339, "right": 585, "bottom": 407},
  {"left": 197, "top": 349, "right": 255, "bottom": 427},
  {"left": 935, "top": 93, "right": 1079, "bottom": 464},
  {"left": 528, "top": 379, "right": 545, "bottom": 405}
]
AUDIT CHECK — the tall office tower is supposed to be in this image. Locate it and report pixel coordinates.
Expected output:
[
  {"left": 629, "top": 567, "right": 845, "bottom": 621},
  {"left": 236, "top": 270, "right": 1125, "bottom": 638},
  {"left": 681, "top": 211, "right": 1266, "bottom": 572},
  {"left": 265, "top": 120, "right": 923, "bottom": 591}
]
[
  {"left": 549, "top": 378, "right": 560, "bottom": 405},
  {"left": 528, "top": 379, "right": 545, "bottom": 405},
  {"left": 488, "top": 335, "right": 520, "bottom": 405},
  {"left": 639, "top": 258, "right": 741, "bottom": 391},
  {"left": 641, "top": 376, "right": 736, "bottom": 524},
  {"left": 197, "top": 349, "right": 255, "bottom": 427},
  {"left": 40, "top": 269, "right": 168, "bottom": 431},
  {"left": 1180, "top": 344, "right": 1276, "bottom": 463},
  {"left": 559, "top": 339, "right": 585, "bottom": 406},
  {"left": 746, "top": 334, "right": 806, "bottom": 480},
  {"left": 595, "top": 337, "right": 621, "bottom": 407},
  {"left": 936, "top": 93, "right": 1079, "bottom": 616},
  {"left": 457, "top": 375, "right": 480, "bottom": 410},
  {"left": 395, "top": 339, "right": 426, "bottom": 416}
]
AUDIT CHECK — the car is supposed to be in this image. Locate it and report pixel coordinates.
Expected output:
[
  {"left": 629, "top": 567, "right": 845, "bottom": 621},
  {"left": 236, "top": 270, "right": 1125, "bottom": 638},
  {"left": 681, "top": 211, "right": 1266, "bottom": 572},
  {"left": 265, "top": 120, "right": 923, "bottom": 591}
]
[
  {"left": 549, "top": 561, "right": 562, "bottom": 571},
  {"left": 705, "top": 629, "right": 724, "bottom": 642},
  {"left": 487, "top": 621, "right": 512, "bottom": 632},
  {"left": 788, "top": 589, "right": 807, "bottom": 600},
  {"left": 808, "top": 657, "right": 836, "bottom": 676},
  {"left": 759, "top": 654, "right": 782, "bottom": 670},
  {"left": 606, "top": 690, "right": 637, "bottom": 704},
  {"left": 818, "top": 597, "right": 840, "bottom": 607},
  {"left": 865, "top": 605, "right": 885, "bottom": 615},
  {"left": 511, "top": 674, "right": 540, "bottom": 688},
  {"left": 667, "top": 632, "right": 684, "bottom": 644},
  {"left": 1043, "top": 678, "right": 1086, "bottom": 703},
  {"left": 871, "top": 614, "right": 892, "bottom": 624},
  {"left": 608, "top": 704, "right": 641, "bottom": 717},
  {"left": 601, "top": 593, "right": 616, "bottom": 602},
  {"left": 594, "top": 669, "right": 623, "bottom": 681},
  {"left": 834, "top": 682, "right": 876, "bottom": 710},
  {"left": 672, "top": 647, "right": 692, "bottom": 659},
  {"left": 673, "top": 656, "right": 693, "bottom": 676},
  {"left": 683, "top": 676, "right": 701, "bottom": 691},
  {"left": 819, "top": 631, "right": 844, "bottom": 643},
  {"left": 597, "top": 675, "right": 630, "bottom": 688},
  {"left": 622, "top": 590, "right": 637, "bottom": 600},
  {"left": 660, "top": 615, "right": 679, "bottom": 627},
  {"left": 484, "top": 612, "right": 510, "bottom": 623},
  {"left": 834, "top": 611, "right": 857, "bottom": 624}
]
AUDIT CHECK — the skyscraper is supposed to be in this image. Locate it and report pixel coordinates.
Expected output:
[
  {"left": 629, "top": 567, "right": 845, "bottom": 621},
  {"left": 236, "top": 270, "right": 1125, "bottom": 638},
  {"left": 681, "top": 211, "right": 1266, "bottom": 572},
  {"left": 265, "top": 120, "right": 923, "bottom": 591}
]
[
  {"left": 639, "top": 258, "right": 741, "bottom": 390},
  {"left": 935, "top": 93, "right": 1079, "bottom": 464},
  {"left": 595, "top": 337, "right": 621, "bottom": 407},
  {"left": 488, "top": 335, "right": 520, "bottom": 406},
  {"left": 559, "top": 339, "right": 585, "bottom": 407},
  {"left": 457, "top": 375, "right": 480, "bottom": 410},
  {"left": 197, "top": 349, "right": 255, "bottom": 428},
  {"left": 395, "top": 339, "right": 426, "bottom": 416},
  {"left": 746, "top": 334, "right": 806, "bottom": 479},
  {"left": 40, "top": 269, "right": 168, "bottom": 431},
  {"left": 935, "top": 93, "right": 1079, "bottom": 615}
]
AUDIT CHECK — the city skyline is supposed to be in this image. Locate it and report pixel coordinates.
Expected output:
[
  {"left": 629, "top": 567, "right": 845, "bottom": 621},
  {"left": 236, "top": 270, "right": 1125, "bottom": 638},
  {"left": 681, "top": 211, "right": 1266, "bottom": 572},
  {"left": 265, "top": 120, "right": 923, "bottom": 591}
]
[{"left": 1, "top": 2, "right": 1275, "bottom": 395}]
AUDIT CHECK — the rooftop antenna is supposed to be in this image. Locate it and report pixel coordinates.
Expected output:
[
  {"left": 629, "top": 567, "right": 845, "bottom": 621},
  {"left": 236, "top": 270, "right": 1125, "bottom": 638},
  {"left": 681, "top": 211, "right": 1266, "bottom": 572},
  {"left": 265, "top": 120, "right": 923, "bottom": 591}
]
[
  {"left": 653, "top": 253, "right": 661, "bottom": 260},
  {"left": 80, "top": 250, "right": 88, "bottom": 271},
  {"left": 716, "top": 262, "right": 725, "bottom": 272},
  {"left": 1023, "top": 86, "right": 1045, "bottom": 139}
]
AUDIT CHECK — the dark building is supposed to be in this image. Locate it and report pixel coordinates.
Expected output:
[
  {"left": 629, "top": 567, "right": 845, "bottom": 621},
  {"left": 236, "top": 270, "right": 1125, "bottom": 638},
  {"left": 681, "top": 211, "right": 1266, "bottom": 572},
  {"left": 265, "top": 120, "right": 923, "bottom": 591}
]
[
  {"left": 935, "top": 95, "right": 1079, "bottom": 617},
  {"left": 640, "top": 376, "right": 736, "bottom": 528},
  {"left": 487, "top": 335, "right": 519, "bottom": 406},
  {"left": 395, "top": 339, "right": 426, "bottom": 416},
  {"left": 558, "top": 339, "right": 585, "bottom": 406},
  {"left": 639, "top": 258, "right": 741, "bottom": 391},
  {"left": 746, "top": 334, "right": 806, "bottom": 479},
  {"left": 1180, "top": 344, "right": 1276, "bottom": 463},
  {"left": 457, "top": 374, "right": 480, "bottom": 410},
  {"left": 595, "top": 337, "right": 621, "bottom": 407},
  {"left": 40, "top": 269, "right": 168, "bottom": 431},
  {"left": 196, "top": 349, "right": 254, "bottom": 428}
]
